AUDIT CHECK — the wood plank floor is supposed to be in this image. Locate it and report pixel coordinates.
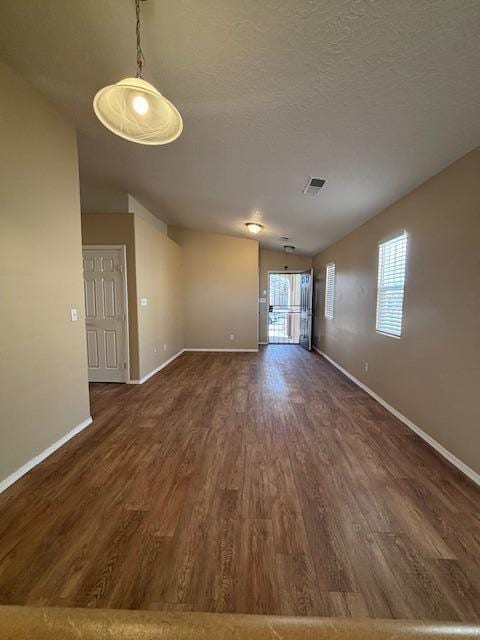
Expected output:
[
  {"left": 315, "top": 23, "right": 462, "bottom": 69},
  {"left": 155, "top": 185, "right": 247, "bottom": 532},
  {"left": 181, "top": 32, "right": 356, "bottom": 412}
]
[{"left": 0, "top": 346, "right": 479, "bottom": 619}]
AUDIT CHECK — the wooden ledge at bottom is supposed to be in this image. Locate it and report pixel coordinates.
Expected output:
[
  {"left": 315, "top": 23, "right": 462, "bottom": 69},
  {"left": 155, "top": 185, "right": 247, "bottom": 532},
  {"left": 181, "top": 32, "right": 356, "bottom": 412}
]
[{"left": 0, "top": 606, "right": 479, "bottom": 640}]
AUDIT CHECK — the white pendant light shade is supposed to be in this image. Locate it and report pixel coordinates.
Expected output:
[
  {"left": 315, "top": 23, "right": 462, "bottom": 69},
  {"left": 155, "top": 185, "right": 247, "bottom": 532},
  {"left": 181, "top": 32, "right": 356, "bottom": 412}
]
[{"left": 93, "top": 77, "right": 183, "bottom": 145}]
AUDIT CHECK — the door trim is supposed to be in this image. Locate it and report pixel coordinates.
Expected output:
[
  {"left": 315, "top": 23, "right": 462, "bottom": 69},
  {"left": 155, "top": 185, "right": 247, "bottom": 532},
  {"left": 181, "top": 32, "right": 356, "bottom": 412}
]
[
  {"left": 302, "top": 268, "right": 314, "bottom": 351},
  {"left": 82, "top": 244, "right": 130, "bottom": 383},
  {"left": 267, "top": 270, "right": 306, "bottom": 345}
]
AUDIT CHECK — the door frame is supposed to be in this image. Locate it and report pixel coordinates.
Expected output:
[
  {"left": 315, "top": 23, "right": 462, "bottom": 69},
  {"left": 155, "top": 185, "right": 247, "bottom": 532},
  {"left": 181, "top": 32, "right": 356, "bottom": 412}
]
[
  {"left": 300, "top": 268, "right": 314, "bottom": 351},
  {"left": 267, "top": 270, "right": 306, "bottom": 345},
  {"left": 82, "top": 244, "right": 130, "bottom": 383}
]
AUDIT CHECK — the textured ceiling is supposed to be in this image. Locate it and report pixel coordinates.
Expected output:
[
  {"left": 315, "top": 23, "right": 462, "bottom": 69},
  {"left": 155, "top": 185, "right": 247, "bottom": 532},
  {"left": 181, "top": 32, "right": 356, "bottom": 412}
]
[{"left": 1, "top": 0, "right": 479, "bottom": 254}]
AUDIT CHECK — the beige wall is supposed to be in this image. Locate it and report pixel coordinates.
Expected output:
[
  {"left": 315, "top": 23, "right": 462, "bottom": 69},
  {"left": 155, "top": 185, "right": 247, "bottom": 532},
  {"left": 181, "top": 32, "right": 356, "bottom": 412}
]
[
  {"left": 81, "top": 213, "right": 140, "bottom": 379},
  {"left": 128, "top": 195, "right": 168, "bottom": 236},
  {"left": 81, "top": 211, "right": 184, "bottom": 380},
  {"left": 0, "top": 61, "right": 90, "bottom": 483},
  {"left": 169, "top": 228, "right": 259, "bottom": 350},
  {"left": 313, "top": 149, "right": 480, "bottom": 475},
  {"left": 258, "top": 249, "right": 312, "bottom": 343},
  {"left": 80, "top": 183, "right": 129, "bottom": 214},
  {"left": 134, "top": 215, "right": 184, "bottom": 379}
]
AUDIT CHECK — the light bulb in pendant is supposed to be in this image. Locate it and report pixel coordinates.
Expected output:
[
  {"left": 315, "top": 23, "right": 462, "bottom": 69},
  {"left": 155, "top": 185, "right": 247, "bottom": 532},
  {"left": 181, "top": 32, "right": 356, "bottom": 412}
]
[{"left": 132, "top": 95, "right": 149, "bottom": 115}]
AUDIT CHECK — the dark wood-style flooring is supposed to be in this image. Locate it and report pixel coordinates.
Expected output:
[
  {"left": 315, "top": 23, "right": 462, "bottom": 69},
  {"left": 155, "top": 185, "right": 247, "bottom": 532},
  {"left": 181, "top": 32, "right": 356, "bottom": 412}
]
[{"left": 0, "top": 346, "right": 479, "bottom": 619}]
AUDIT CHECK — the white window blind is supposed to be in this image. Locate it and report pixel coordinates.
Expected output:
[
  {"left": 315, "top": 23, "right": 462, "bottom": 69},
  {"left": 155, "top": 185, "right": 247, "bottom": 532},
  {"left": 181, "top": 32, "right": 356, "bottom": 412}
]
[
  {"left": 324, "top": 263, "right": 335, "bottom": 319},
  {"left": 376, "top": 233, "right": 407, "bottom": 337}
]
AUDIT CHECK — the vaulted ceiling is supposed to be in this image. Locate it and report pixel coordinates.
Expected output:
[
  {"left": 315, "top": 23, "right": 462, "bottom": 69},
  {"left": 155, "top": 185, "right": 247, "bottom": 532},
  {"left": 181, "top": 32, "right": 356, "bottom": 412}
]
[{"left": 1, "top": 1, "right": 479, "bottom": 254}]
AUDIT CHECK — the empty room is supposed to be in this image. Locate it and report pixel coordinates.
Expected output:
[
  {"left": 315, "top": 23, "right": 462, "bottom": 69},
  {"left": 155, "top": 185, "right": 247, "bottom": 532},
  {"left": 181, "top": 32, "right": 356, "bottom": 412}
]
[{"left": 0, "top": 1, "right": 479, "bottom": 638}]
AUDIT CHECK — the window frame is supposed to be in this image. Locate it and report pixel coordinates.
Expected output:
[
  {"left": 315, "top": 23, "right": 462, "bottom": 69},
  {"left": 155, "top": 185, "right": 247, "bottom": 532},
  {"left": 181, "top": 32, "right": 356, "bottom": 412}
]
[
  {"left": 375, "top": 232, "right": 408, "bottom": 338},
  {"left": 324, "top": 262, "right": 336, "bottom": 320}
]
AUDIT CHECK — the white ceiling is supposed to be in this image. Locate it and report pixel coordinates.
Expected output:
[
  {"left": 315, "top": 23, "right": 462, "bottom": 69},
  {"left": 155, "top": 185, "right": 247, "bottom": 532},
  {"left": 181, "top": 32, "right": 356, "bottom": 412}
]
[{"left": 1, "top": 0, "right": 479, "bottom": 254}]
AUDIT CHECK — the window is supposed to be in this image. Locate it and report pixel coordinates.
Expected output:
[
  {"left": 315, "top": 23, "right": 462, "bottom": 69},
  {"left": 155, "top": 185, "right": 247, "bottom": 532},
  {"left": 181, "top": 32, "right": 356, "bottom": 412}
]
[
  {"left": 376, "top": 233, "right": 407, "bottom": 337},
  {"left": 324, "top": 262, "right": 335, "bottom": 319}
]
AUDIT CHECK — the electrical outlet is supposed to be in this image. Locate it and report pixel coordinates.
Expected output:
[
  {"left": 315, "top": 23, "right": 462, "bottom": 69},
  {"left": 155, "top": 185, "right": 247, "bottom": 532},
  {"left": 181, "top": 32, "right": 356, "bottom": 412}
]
[
  {"left": 154, "top": 347, "right": 157, "bottom": 353},
  {"left": 230, "top": 334, "right": 234, "bottom": 341},
  {"left": 140, "top": 297, "right": 148, "bottom": 306},
  {"left": 364, "top": 361, "right": 369, "bottom": 372},
  {"left": 164, "top": 344, "right": 167, "bottom": 351}
]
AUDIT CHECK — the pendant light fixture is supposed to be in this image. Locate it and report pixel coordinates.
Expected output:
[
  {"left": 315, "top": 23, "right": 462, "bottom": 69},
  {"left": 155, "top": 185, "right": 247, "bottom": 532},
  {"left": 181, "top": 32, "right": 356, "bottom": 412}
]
[{"left": 93, "top": 0, "right": 183, "bottom": 145}]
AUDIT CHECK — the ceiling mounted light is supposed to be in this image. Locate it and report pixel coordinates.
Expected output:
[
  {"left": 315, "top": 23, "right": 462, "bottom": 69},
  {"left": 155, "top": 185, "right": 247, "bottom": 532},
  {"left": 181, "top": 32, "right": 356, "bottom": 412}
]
[
  {"left": 284, "top": 245, "right": 296, "bottom": 254},
  {"left": 93, "top": 0, "right": 183, "bottom": 145},
  {"left": 245, "top": 222, "right": 264, "bottom": 235}
]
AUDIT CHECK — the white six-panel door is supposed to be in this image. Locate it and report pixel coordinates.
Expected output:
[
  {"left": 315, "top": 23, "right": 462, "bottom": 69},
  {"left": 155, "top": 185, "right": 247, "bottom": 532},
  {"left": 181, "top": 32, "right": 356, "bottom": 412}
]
[{"left": 82, "top": 247, "right": 127, "bottom": 383}]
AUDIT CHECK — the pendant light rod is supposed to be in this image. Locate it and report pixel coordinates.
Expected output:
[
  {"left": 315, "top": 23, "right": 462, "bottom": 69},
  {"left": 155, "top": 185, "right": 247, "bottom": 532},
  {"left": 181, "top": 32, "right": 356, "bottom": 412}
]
[{"left": 135, "top": 0, "right": 146, "bottom": 78}]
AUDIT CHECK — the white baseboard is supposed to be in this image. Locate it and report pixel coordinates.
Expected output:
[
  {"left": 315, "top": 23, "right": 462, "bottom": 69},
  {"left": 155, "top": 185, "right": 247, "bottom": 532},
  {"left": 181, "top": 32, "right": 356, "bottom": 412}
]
[
  {"left": 0, "top": 416, "right": 93, "bottom": 495},
  {"left": 128, "top": 349, "right": 185, "bottom": 384},
  {"left": 313, "top": 347, "right": 480, "bottom": 487},
  {"left": 183, "top": 348, "right": 259, "bottom": 353},
  {"left": 258, "top": 342, "right": 268, "bottom": 345}
]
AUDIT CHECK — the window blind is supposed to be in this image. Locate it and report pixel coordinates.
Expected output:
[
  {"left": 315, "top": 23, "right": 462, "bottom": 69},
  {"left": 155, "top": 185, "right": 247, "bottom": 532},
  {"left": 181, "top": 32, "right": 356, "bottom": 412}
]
[
  {"left": 376, "top": 233, "right": 407, "bottom": 337},
  {"left": 324, "top": 263, "right": 335, "bottom": 319}
]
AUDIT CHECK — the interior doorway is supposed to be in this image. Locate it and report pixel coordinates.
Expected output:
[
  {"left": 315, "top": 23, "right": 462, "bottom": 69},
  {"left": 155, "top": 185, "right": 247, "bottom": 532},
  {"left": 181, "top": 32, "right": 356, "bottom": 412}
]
[
  {"left": 82, "top": 245, "right": 129, "bottom": 382},
  {"left": 268, "top": 270, "right": 313, "bottom": 348},
  {"left": 268, "top": 272, "right": 301, "bottom": 344}
]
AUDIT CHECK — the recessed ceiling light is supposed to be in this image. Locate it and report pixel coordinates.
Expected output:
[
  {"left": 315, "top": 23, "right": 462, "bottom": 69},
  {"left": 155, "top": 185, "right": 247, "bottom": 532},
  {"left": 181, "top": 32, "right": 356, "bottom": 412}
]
[
  {"left": 245, "top": 222, "right": 264, "bottom": 235},
  {"left": 284, "top": 245, "right": 296, "bottom": 254}
]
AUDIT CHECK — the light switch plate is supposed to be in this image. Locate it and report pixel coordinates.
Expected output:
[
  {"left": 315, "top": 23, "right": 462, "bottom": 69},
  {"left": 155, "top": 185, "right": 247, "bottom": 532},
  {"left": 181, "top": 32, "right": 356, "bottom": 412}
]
[
  {"left": 140, "top": 298, "right": 148, "bottom": 306},
  {"left": 70, "top": 308, "right": 78, "bottom": 322}
]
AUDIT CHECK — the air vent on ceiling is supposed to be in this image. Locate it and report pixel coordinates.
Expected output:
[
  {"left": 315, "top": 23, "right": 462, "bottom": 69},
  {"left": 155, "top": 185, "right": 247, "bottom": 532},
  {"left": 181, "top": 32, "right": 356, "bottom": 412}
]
[{"left": 303, "top": 177, "right": 326, "bottom": 196}]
